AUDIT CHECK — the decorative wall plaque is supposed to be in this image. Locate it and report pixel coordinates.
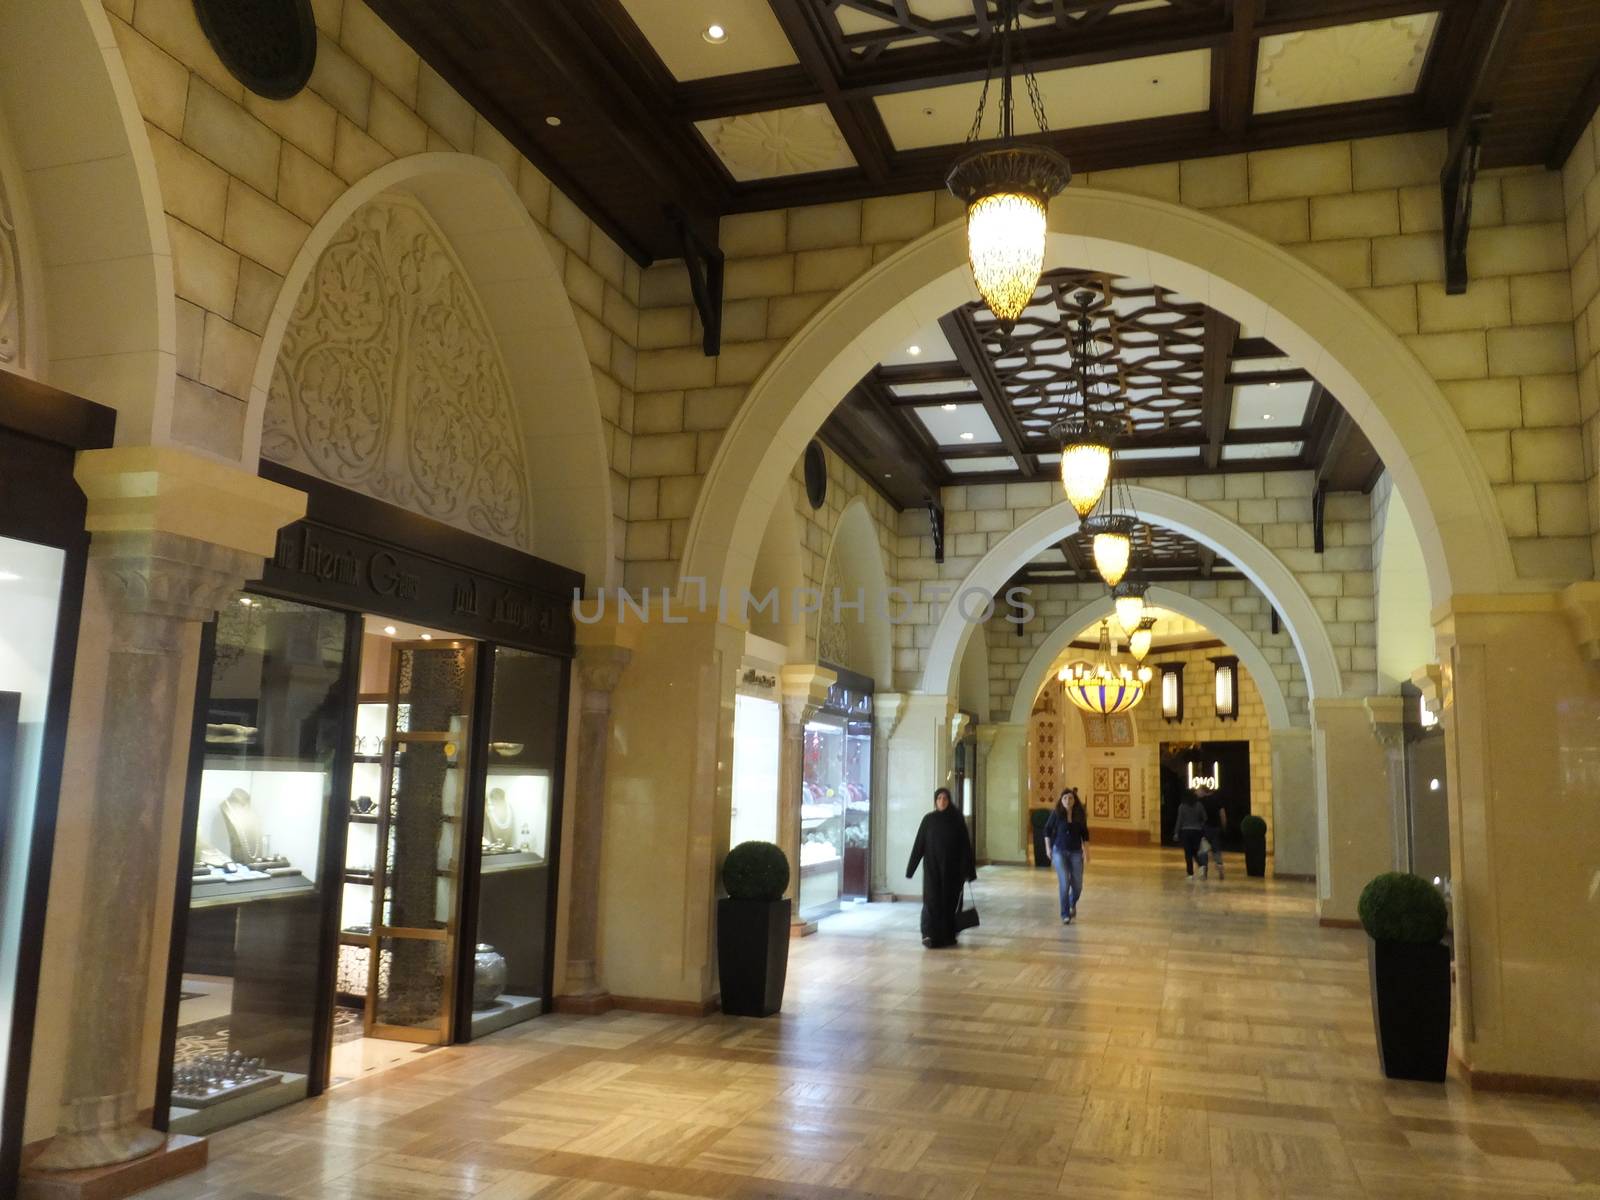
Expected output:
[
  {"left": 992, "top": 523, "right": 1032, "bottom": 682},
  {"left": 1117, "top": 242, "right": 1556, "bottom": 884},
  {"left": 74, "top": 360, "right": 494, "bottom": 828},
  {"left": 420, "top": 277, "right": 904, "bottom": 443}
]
[{"left": 193, "top": 0, "right": 318, "bottom": 100}]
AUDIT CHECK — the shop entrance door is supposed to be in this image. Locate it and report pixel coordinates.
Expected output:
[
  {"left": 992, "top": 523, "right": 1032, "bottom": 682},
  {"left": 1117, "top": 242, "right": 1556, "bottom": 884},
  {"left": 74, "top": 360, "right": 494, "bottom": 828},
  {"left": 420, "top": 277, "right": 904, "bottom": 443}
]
[{"left": 362, "top": 639, "right": 477, "bottom": 1045}]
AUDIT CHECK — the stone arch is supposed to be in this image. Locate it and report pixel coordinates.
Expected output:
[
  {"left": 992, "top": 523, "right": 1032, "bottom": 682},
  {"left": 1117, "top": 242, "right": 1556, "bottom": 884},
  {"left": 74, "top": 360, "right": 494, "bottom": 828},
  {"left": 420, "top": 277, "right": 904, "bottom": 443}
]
[
  {"left": 749, "top": 488, "right": 807, "bottom": 661},
  {"left": 1007, "top": 587, "right": 1295, "bottom": 731},
  {"left": 816, "top": 496, "right": 893, "bottom": 685},
  {"left": 1375, "top": 484, "right": 1434, "bottom": 689},
  {"left": 248, "top": 153, "right": 613, "bottom": 585},
  {"left": 921, "top": 488, "right": 1343, "bottom": 704},
  {"left": 0, "top": 0, "right": 172, "bottom": 437},
  {"left": 682, "top": 190, "right": 1520, "bottom": 613}
]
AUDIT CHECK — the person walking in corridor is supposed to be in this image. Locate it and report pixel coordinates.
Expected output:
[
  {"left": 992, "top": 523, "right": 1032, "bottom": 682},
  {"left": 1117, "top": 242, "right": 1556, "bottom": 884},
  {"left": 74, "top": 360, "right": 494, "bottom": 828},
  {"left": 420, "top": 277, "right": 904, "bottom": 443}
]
[
  {"left": 906, "top": 787, "right": 976, "bottom": 948},
  {"left": 1174, "top": 793, "right": 1209, "bottom": 880},
  {"left": 1200, "top": 788, "right": 1227, "bottom": 881},
  {"left": 1044, "top": 787, "right": 1090, "bottom": 924}
]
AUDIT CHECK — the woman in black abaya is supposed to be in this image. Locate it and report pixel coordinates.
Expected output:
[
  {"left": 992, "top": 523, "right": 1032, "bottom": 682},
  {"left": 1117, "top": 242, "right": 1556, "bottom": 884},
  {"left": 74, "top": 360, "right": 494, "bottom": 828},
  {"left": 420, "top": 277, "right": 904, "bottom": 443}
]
[{"left": 906, "top": 787, "right": 976, "bottom": 948}]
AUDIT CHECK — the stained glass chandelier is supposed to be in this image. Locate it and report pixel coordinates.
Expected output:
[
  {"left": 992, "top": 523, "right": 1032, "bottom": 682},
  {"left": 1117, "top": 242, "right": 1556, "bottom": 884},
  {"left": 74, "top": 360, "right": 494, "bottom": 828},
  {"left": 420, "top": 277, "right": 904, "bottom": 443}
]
[
  {"left": 1059, "top": 620, "right": 1151, "bottom": 715},
  {"left": 946, "top": 0, "right": 1071, "bottom": 326},
  {"left": 1048, "top": 292, "right": 1116, "bottom": 519}
]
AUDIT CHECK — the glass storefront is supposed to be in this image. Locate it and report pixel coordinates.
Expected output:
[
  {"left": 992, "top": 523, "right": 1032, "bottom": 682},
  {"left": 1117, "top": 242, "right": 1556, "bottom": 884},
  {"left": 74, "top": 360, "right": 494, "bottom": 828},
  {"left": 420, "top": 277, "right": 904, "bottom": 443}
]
[
  {"left": 171, "top": 593, "right": 352, "bottom": 1132},
  {"left": 0, "top": 536, "right": 67, "bottom": 1150},
  {"left": 463, "top": 647, "right": 565, "bottom": 1037},
  {"left": 800, "top": 668, "right": 873, "bottom": 918},
  {"left": 730, "top": 691, "right": 780, "bottom": 847}
]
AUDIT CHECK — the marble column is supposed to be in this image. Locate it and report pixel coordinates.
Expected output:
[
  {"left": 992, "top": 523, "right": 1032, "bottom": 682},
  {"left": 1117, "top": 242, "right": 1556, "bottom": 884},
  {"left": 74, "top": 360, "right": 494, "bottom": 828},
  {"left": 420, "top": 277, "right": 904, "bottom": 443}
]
[
  {"left": 34, "top": 531, "right": 261, "bottom": 1171},
  {"left": 558, "top": 643, "right": 630, "bottom": 1009},
  {"left": 1310, "top": 697, "right": 1395, "bottom": 924},
  {"left": 869, "top": 693, "right": 908, "bottom": 900},
  {"left": 778, "top": 665, "right": 834, "bottom": 936},
  {"left": 1268, "top": 728, "right": 1317, "bottom": 878}
]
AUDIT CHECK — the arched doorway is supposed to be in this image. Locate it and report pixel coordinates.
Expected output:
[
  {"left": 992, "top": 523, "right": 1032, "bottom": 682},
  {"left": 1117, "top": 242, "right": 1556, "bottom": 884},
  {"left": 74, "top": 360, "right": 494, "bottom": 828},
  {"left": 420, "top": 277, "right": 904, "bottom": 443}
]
[{"left": 682, "top": 192, "right": 1517, "bottom": 612}]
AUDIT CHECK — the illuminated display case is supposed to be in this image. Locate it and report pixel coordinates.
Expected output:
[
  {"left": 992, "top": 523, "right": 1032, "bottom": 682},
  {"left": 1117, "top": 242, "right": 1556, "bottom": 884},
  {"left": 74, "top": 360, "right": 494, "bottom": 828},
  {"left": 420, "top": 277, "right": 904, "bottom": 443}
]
[{"left": 799, "top": 667, "right": 874, "bottom": 919}]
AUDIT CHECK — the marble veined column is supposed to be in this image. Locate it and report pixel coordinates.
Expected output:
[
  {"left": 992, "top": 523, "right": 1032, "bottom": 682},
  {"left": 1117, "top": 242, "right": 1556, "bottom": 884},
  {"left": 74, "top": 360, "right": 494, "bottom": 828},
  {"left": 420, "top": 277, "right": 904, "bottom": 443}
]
[
  {"left": 35, "top": 531, "right": 261, "bottom": 1171},
  {"left": 559, "top": 643, "right": 630, "bottom": 1006}
]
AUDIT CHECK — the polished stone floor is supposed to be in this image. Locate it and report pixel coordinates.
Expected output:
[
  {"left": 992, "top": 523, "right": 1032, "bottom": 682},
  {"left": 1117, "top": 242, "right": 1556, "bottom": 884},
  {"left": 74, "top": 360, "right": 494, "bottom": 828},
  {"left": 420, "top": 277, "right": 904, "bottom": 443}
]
[{"left": 140, "top": 848, "right": 1600, "bottom": 1198}]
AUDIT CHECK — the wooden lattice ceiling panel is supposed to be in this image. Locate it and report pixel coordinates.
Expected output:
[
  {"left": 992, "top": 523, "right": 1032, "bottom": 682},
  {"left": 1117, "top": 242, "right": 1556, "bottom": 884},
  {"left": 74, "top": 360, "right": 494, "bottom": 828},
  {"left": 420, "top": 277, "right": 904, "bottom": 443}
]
[{"left": 972, "top": 270, "right": 1209, "bottom": 443}]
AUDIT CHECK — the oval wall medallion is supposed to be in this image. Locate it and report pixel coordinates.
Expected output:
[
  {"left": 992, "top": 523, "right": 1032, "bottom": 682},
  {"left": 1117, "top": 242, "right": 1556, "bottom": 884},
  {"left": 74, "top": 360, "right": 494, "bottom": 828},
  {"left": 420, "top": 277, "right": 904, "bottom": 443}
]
[
  {"left": 192, "top": 0, "right": 318, "bottom": 100},
  {"left": 803, "top": 442, "right": 828, "bottom": 510}
]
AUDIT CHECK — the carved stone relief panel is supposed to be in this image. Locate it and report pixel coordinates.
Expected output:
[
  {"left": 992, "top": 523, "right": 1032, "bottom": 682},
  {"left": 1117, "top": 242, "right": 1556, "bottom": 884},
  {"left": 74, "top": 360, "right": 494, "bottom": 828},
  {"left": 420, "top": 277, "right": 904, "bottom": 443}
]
[
  {"left": 817, "top": 554, "right": 852, "bottom": 670},
  {"left": 264, "top": 194, "right": 533, "bottom": 549},
  {"left": 0, "top": 167, "right": 22, "bottom": 371}
]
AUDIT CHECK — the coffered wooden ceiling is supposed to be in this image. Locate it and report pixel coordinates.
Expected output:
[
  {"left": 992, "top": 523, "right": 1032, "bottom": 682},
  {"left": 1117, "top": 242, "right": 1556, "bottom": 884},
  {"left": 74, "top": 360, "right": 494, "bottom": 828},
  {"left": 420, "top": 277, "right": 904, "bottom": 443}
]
[
  {"left": 367, "top": 0, "right": 1600, "bottom": 261},
  {"left": 821, "top": 268, "right": 1381, "bottom": 509},
  {"left": 1011, "top": 524, "right": 1243, "bottom": 586}
]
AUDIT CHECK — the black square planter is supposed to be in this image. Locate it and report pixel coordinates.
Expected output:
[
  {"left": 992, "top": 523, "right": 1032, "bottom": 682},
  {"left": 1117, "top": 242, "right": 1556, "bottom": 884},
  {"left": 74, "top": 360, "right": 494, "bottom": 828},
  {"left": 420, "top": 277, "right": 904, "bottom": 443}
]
[
  {"left": 1368, "top": 938, "right": 1451, "bottom": 1082},
  {"left": 716, "top": 897, "right": 791, "bottom": 1017}
]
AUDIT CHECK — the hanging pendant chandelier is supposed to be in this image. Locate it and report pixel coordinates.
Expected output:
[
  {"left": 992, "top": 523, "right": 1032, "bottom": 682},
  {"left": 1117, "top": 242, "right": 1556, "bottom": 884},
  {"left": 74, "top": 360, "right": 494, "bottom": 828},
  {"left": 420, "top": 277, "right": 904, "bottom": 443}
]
[
  {"left": 1112, "top": 578, "right": 1149, "bottom": 634},
  {"left": 1084, "top": 464, "right": 1143, "bottom": 588},
  {"left": 946, "top": 0, "right": 1071, "bottom": 326},
  {"left": 1128, "top": 616, "right": 1156, "bottom": 663},
  {"left": 1049, "top": 291, "right": 1117, "bottom": 517},
  {"left": 1058, "top": 620, "right": 1149, "bottom": 715}
]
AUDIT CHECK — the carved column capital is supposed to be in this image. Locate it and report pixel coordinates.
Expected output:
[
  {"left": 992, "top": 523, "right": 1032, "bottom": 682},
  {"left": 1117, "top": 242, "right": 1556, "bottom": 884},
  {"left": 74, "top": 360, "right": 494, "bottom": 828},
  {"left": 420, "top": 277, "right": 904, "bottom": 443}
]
[
  {"left": 91, "top": 530, "right": 263, "bottom": 651},
  {"left": 873, "top": 691, "right": 910, "bottom": 742},
  {"left": 779, "top": 663, "right": 835, "bottom": 731},
  {"left": 577, "top": 645, "right": 631, "bottom": 714},
  {"left": 1363, "top": 695, "right": 1407, "bottom": 750},
  {"left": 950, "top": 711, "right": 972, "bottom": 746},
  {"left": 1561, "top": 582, "right": 1600, "bottom": 663}
]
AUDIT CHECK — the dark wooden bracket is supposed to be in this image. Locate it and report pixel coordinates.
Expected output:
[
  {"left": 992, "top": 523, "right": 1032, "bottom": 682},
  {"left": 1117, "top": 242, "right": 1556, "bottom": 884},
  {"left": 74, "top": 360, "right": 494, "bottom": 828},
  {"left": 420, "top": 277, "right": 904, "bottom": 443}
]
[
  {"left": 1312, "top": 483, "right": 1327, "bottom": 555},
  {"left": 1440, "top": 111, "right": 1489, "bottom": 296},
  {"left": 927, "top": 500, "right": 946, "bottom": 564},
  {"left": 669, "top": 207, "right": 724, "bottom": 357}
]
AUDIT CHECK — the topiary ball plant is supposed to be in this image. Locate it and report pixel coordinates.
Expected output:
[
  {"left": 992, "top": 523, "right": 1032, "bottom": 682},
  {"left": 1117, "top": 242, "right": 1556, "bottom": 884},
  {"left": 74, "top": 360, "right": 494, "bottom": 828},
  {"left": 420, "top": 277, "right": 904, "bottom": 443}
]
[
  {"left": 1239, "top": 815, "right": 1267, "bottom": 837},
  {"left": 722, "top": 841, "right": 790, "bottom": 902},
  {"left": 1358, "top": 872, "right": 1449, "bottom": 944}
]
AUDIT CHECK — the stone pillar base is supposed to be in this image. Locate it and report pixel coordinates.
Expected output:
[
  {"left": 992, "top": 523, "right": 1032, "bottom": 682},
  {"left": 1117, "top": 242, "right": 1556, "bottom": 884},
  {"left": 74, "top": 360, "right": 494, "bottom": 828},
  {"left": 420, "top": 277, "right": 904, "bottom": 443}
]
[
  {"left": 789, "top": 919, "right": 817, "bottom": 938},
  {"left": 22, "top": 1135, "right": 206, "bottom": 1200}
]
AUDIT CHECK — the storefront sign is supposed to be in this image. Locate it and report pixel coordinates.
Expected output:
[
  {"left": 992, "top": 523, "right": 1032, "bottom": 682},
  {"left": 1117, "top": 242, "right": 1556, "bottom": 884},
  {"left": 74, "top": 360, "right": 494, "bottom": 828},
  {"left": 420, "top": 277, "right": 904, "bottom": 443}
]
[{"left": 263, "top": 519, "right": 574, "bottom": 655}]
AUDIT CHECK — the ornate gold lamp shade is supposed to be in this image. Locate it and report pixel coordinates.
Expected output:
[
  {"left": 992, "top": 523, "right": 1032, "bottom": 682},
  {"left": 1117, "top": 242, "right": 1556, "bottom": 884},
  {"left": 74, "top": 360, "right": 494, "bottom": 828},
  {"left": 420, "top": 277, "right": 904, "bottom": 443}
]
[
  {"left": 1112, "top": 579, "right": 1148, "bottom": 634},
  {"left": 1058, "top": 620, "right": 1146, "bottom": 715},
  {"left": 1128, "top": 616, "right": 1156, "bottom": 663},
  {"left": 948, "top": 147, "right": 1071, "bottom": 325},
  {"left": 1086, "top": 513, "right": 1137, "bottom": 587},
  {"left": 1058, "top": 436, "right": 1112, "bottom": 519}
]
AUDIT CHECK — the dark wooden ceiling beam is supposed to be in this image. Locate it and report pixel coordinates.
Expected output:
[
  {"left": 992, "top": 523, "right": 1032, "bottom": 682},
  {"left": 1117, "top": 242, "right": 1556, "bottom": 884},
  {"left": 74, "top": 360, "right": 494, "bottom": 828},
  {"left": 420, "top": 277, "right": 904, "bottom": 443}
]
[
  {"left": 1215, "top": 0, "right": 1260, "bottom": 140},
  {"left": 1200, "top": 309, "right": 1240, "bottom": 470},
  {"left": 939, "top": 310, "right": 1039, "bottom": 478},
  {"left": 767, "top": 0, "right": 896, "bottom": 183},
  {"left": 1549, "top": 60, "right": 1600, "bottom": 169}
]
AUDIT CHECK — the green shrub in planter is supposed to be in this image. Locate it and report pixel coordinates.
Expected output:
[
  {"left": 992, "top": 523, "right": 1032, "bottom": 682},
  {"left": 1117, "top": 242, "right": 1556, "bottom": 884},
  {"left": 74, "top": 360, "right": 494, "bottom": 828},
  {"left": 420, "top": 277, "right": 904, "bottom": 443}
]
[
  {"left": 722, "top": 840, "right": 789, "bottom": 901},
  {"left": 1239, "top": 814, "right": 1268, "bottom": 877},
  {"left": 1358, "top": 872, "right": 1448, "bottom": 943},
  {"left": 1358, "top": 871, "right": 1450, "bottom": 1082}
]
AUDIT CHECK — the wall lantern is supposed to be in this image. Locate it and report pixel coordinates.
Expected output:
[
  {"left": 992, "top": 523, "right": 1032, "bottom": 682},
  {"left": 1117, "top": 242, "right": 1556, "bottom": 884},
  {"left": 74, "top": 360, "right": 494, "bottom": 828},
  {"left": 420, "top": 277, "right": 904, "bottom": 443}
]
[
  {"left": 1158, "top": 662, "right": 1184, "bottom": 722},
  {"left": 1211, "top": 655, "right": 1239, "bottom": 721}
]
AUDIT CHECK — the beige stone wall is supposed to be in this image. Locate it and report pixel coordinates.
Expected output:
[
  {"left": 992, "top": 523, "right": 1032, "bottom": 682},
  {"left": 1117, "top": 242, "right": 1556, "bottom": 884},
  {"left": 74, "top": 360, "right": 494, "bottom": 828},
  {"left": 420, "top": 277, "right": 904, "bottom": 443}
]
[
  {"left": 1565, "top": 109, "right": 1600, "bottom": 570},
  {"left": 983, "top": 576, "right": 1310, "bottom": 725},
  {"left": 102, "top": 0, "right": 639, "bottom": 580},
  {"left": 636, "top": 130, "right": 1589, "bottom": 587},
  {"left": 898, "top": 468, "right": 1376, "bottom": 696}
]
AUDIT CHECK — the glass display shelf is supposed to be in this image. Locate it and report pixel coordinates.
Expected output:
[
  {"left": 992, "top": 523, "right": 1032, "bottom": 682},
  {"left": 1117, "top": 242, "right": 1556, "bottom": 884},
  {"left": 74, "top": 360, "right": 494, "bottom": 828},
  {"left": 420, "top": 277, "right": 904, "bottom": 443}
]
[{"left": 190, "top": 759, "right": 326, "bottom": 909}]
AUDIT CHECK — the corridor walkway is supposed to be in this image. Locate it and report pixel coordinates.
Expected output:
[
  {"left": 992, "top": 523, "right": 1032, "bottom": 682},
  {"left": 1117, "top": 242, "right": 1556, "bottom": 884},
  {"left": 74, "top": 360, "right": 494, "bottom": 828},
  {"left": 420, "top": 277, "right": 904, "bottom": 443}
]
[{"left": 141, "top": 849, "right": 1599, "bottom": 1199}]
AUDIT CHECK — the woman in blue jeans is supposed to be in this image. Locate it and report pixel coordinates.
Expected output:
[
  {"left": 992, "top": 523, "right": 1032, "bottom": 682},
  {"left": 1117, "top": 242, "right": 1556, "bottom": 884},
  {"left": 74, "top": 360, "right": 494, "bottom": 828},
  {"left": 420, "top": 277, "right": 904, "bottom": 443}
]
[{"left": 1043, "top": 788, "right": 1090, "bottom": 924}]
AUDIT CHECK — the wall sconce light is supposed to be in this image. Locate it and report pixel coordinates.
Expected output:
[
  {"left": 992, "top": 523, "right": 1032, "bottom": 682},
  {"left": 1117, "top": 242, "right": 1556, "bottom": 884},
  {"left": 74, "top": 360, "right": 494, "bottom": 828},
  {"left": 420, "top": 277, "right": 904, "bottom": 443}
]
[
  {"left": 1159, "top": 662, "right": 1184, "bottom": 722},
  {"left": 1211, "top": 655, "right": 1239, "bottom": 721}
]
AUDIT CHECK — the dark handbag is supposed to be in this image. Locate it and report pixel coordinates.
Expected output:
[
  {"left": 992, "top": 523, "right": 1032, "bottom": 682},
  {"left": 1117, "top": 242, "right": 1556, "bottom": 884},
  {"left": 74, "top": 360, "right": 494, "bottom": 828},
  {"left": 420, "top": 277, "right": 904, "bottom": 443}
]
[{"left": 954, "top": 883, "right": 980, "bottom": 931}]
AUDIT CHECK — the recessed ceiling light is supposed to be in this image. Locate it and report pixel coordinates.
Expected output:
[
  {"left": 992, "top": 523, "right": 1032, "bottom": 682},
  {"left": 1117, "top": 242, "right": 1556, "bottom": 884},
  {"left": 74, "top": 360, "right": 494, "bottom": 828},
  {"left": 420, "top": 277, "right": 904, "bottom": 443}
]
[
  {"left": 703, "top": 23, "right": 727, "bottom": 43},
  {"left": 384, "top": 625, "right": 398, "bottom": 636},
  {"left": 545, "top": 115, "right": 562, "bottom": 127},
  {"left": 884, "top": 472, "right": 893, "bottom": 479},
  {"left": 942, "top": 403, "right": 958, "bottom": 411},
  {"left": 907, "top": 344, "right": 921, "bottom": 356},
  {"left": 960, "top": 432, "right": 975, "bottom": 441},
  {"left": 1263, "top": 413, "right": 1273, "bottom": 421},
  {"left": 1269, "top": 381, "right": 1280, "bottom": 389},
  {"left": 420, "top": 633, "right": 433, "bottom": 641},
  {"left": 238, "top": 596, "right": 252, "bottom": 606}
]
